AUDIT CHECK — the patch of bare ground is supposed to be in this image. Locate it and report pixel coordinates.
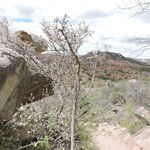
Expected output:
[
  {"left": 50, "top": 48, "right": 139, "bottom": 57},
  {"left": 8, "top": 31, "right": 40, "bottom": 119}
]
[{"left": 92, "top": 123, "right": 150, "bottom": 150}]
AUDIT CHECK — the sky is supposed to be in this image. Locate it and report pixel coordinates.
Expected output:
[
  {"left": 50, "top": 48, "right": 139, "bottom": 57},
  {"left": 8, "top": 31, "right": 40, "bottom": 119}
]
[{"left": 0, "top": 0, "right": 150, "bottom": 59}]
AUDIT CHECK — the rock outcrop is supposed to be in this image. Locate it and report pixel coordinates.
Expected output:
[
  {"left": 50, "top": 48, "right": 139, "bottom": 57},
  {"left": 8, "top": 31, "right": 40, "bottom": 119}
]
[
  {"left": 134, "top": 106, "right": 150, "bottom": 126},
  {"left": 0, "top": 47, "right": 53, "bottom": 122},
  {"left": 16, "top": 30, "right": 48, "bottom": 53}
]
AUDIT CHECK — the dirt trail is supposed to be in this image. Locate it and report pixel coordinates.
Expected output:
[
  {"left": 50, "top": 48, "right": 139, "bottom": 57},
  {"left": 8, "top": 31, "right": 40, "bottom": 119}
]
[
  {"left": 93, "top": 134, "right": 133, "bottom": 150},
  {"left": 92, "top": 123, "right": 150, "bottom": 150}
]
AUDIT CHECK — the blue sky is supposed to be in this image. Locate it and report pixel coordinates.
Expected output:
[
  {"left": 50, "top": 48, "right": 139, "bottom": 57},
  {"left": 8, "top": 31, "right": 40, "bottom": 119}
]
[
  {"left": 13, "top": 18, "right": 33, "bottom": 22},
  {"left": 0, "top": 0, "right": 150, "bottom": 59}
]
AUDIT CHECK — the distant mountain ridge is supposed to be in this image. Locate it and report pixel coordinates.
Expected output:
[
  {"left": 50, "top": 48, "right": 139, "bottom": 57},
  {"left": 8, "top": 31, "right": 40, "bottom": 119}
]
[
  {"left": 137, "top": 59, "right": 150, "bottom": 65},
  {"left": 81, "top": 51, "right": 150, "bottom": 80}
]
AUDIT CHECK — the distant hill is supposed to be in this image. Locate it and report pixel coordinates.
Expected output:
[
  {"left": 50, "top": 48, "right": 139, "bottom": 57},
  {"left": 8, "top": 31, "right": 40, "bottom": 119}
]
[
  {"left": 37, "top": 51, "right": 150, "bottom": 81},
  {"left": 137, "top": 59, "right": 150, "bottom": 65},
  {"left": 81, "top": 51, "right": 150, "bottom": 80}
]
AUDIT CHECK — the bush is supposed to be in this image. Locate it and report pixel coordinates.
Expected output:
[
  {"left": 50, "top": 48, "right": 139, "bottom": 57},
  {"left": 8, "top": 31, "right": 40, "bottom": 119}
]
[
  {"left": 76, "top": 122, "right": 97, "bottom": 150},
  {"left": 120, "top": 101, "right": 143, "bottom": 134},
  {"left": 37, "top": 135, "right": 52, "bottom": 150}
]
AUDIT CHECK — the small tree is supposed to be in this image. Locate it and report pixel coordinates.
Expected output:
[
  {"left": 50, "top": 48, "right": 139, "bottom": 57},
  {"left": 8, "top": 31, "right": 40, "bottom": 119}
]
[{"left": 42, "top": 15, "right": 92, "bottom": 149}]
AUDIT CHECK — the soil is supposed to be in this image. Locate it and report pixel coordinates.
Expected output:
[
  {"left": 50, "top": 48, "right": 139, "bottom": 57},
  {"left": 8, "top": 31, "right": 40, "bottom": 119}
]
[{"left": 92, "top": 123, "right": 149, "bottom": 150}]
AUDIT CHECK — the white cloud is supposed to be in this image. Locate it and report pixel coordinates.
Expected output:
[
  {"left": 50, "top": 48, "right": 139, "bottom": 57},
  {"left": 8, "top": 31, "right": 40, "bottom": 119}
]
[
  {"left": 0, "top": 0, "right": 150, "bottom": 58},
  {"left": 12, "top": 21, "right": 43, "bottom": 36}
]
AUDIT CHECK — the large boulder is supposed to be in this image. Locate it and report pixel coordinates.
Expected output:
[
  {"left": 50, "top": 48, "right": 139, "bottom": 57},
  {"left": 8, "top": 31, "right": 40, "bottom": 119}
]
[{"left": 0, "top": 47, "right": 53, "bottom": 122}]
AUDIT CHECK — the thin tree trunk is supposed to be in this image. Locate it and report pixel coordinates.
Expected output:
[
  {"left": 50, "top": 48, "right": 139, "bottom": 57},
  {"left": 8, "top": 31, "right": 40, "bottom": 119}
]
[
  {"left": 71, "top": 75, "right": 80, "bottom": 150},
  {"left": 70, "top": 98, "right": 76, "bottom": 150}
]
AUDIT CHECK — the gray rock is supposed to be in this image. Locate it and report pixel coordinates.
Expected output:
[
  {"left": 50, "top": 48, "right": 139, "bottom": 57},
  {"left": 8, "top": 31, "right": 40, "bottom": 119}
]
[
  {"left": 0, "top": 47, "right": 53, "bottom": 122},
  {"left": 134, "top": 106, "right": 150, "bottom": 126}
]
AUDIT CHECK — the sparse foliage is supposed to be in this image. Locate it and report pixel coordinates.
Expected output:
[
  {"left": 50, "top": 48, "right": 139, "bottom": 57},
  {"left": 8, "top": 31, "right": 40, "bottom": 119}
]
[{"left": 41, "top": 15, "right": 93, "bottom": 149}]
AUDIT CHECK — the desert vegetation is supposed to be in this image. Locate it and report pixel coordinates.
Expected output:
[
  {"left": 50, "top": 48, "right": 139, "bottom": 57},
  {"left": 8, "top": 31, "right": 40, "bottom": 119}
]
[{"left": 0, "top": 1, "right": 150, "bottom": 149}]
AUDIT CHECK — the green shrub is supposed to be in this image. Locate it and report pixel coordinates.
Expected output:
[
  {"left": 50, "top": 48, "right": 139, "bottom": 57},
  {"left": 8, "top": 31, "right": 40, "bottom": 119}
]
[
  {"left": 120, "top": 101, "right": 143, "bottom": 134},
  {"left": 37, "top": 135, "right": 52, "bottom": 150},
  {"left": 76, "top": 122, "right": 97, "bottom": 150}
]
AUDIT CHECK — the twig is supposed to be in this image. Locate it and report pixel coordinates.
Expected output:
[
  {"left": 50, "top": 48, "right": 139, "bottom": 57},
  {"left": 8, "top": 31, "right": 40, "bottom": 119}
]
[{"left": 17, "top": 142, "right": 36, "bottom": 150}]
